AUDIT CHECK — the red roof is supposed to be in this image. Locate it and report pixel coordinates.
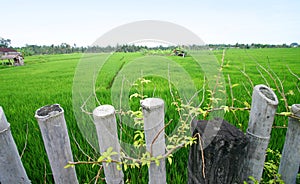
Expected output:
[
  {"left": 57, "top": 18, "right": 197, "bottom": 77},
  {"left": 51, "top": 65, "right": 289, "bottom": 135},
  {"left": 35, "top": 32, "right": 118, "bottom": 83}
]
[{"left": 0, "top": 48, "right": 18, "bottom": 52}]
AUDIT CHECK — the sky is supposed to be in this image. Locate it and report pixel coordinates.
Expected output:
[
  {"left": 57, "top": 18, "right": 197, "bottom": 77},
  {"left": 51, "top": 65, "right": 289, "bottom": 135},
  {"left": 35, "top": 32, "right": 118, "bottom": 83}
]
[{"left": 1, "top": 0, "right": 299, "bottom": 47}]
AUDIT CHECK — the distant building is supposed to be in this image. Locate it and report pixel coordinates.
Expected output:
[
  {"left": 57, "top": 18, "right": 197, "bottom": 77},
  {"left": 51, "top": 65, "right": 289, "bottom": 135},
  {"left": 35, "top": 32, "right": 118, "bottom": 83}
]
[
  {"left": 173, "top": 48, "right": 186, "bottom": 57},
  {"left": 290, "top": 43, "right": 299, "bottom": 48},
  {"left": 0, "top": 48, "right": 24, "bottom": 66}
]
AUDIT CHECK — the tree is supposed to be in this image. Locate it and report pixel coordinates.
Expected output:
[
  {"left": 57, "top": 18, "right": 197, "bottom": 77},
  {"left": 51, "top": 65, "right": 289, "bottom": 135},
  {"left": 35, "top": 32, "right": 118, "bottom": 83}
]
[{"left": 0, "top": 37, "right": 11, "bottom": 48}]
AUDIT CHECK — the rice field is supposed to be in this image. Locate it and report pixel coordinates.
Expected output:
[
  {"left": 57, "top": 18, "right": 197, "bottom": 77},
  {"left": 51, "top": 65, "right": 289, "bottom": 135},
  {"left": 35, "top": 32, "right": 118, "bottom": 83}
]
[{"left": 0, "top": 48, "right": 299, "bottom": 183}]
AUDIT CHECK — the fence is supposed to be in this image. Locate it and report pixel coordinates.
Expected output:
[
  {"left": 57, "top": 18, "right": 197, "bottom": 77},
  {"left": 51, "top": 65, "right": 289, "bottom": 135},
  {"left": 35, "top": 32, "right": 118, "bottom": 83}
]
[{"left": 0, "top": 84, "right": 299, "bottom": 183}]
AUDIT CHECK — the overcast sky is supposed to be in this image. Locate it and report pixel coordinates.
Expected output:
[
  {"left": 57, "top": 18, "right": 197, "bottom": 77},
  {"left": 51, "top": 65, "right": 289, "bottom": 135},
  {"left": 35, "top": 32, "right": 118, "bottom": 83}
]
[{"left": 1, "top": 0, "right": 299, "bottom": 47}]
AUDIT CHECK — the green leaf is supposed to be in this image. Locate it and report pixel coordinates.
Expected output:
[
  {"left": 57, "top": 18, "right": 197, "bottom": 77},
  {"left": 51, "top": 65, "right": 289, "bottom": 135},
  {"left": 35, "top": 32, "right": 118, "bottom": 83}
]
[
  {"left": 244, "top": 101, "right": 251, "bottom": 108},
  {"left": 141, "top": 78, "right": 151, "bottom": 84},
  {"left": 106, "top": 147, "right": 113, "bottom": 154},
  {"left": 156, "top": 155, "right": 163, "bottom": 159},
  {"left": 286, "top": 90, "right": 294, "bottom": 96},
  {"left": 218, "top": 89, "right": 226, "bottom": 94},
  {"left": 111, "top": 151, "right": 118, "bottom": 156},
  {"left": 168, "top": 156, "right": 172, "bottom": 165},
  {"left": 117, "top": 164, "right": 122, "bottom": 171},
  {"left": 135, "top": 162, "right": 140, "bottom": 168},
  {"left": 64, "top": 164, "right": 74, "bottom": 169},
  {"left": 141, "top": 161, "right": 147, "bottom": 167},
  {"left": 221, "top": 105, "right": 229, "bottom": 113},
  {"left": 130, "top": 93, "right": 140, "bottom": 100},
  {"left": 279, "top": 112, "right": 292, "bottom": 116},
  {"left": 232, "top": 83, "right": 239, "bottom": 88},
  {"left": 155, "top": 159, "right": 160, "bottom": 166},
  {"left": 97, "top": 156, "right": 105, "bottom": 162}
]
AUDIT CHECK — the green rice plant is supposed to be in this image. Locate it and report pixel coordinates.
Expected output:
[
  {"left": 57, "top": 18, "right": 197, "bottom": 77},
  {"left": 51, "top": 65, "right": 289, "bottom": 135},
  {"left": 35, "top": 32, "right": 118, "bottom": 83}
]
[{"left": 0, "top": 48, "right": 299, "bottom": 183}]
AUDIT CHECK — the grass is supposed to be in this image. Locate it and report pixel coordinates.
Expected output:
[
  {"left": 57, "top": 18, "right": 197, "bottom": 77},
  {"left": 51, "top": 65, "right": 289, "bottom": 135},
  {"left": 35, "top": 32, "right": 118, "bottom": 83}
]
[{"left": 0, "top": 48, "right": 299, "bottom": 183}]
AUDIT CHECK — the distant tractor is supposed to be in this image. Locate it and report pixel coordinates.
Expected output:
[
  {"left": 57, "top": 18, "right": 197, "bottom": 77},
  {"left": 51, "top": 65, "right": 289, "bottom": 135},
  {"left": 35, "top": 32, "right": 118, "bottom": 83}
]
[{"left": 0, "top": 48, "right": 24, "bottom": 66}]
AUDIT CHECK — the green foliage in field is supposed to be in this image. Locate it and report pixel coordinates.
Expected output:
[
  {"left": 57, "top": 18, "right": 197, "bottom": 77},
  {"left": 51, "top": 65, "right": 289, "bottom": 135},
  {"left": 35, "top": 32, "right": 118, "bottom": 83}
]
[{"left": 0, "top": 48, "right": 299, "bottom": 183}]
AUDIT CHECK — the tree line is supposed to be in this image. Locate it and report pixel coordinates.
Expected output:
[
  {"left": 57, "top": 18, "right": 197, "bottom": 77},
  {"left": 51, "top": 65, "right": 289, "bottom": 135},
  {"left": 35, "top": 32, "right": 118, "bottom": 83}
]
[
  {"left": 0, "top": 37, "right": 298, "bottom": 56},
  {"left": 208, "top": 43, "right": 297, "bottom": 50},
  {"left": 13, "top": 44, "right": 177, "bottom": 56},
  {"left": 10, "top": 43, "right": 300, "bottom": 56}
]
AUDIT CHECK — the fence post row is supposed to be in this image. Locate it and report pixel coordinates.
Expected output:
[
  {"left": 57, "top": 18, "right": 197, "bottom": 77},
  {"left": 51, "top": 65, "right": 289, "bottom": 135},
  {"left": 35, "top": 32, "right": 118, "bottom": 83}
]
[
  {"left": 278, "top": 104, "right": 300, "bottom": 184},
  {"left": 0, "top": 107, "right": 31, "bottom": 184},
  {"left": 35, "top": 104, "right": 78, "bottom": 184},
  {"left": 93, "top": 105, "right": 124, "bottom": 184},
  {"left": 242, "top": 84, "right": 279, "bottom": 183},
  {"left": 1, "top": 90, "right": 299, "bottom": 183},
  {"left": 141, "top": 98, "right": 166, "bottom": 184}
]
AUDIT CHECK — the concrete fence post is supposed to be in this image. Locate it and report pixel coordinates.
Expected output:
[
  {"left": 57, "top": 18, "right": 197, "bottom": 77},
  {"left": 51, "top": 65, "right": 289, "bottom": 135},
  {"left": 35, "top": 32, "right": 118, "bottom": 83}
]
[
  {"left": 278, "top": 104, "right": 300, "bottom": 184},
  {"left": 35, "top": 104, "right": 78, "bottom": 184},
  {"left": 0, "top": 107, "right": 30, "bottom": 184},
  {"left": 242, "top": 84, "right": 278, "bottom": 183},
  {"left": 141, "top": 98, "right": 166, "bottom": 184},
  {"left": 93, "top": 105, "right": 124, "bottom": 184}
]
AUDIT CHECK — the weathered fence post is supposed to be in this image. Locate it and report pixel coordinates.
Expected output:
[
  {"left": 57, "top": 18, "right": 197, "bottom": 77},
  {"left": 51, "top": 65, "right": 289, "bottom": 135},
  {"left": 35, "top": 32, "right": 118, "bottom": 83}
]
[
  {"left": 141, "top": 98, "right": 166, "bottom": 184},
  {"left": 35, "top": 104, "right": 78, "bottom": 184},
  {"left": 242, "top": 84, "right": 278, "bottom": 183},
  {"left": 278, "top": 104, "right": 300, "bottom": 184},
  {"left": 0, "top": 107, "right": 30, "bottom": 184},
  {"left": 93, "top": 105, "right": 124, "bottom": 184},
  {"left": 188, "top": 118, "right": 249, "bottom": 184}
]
